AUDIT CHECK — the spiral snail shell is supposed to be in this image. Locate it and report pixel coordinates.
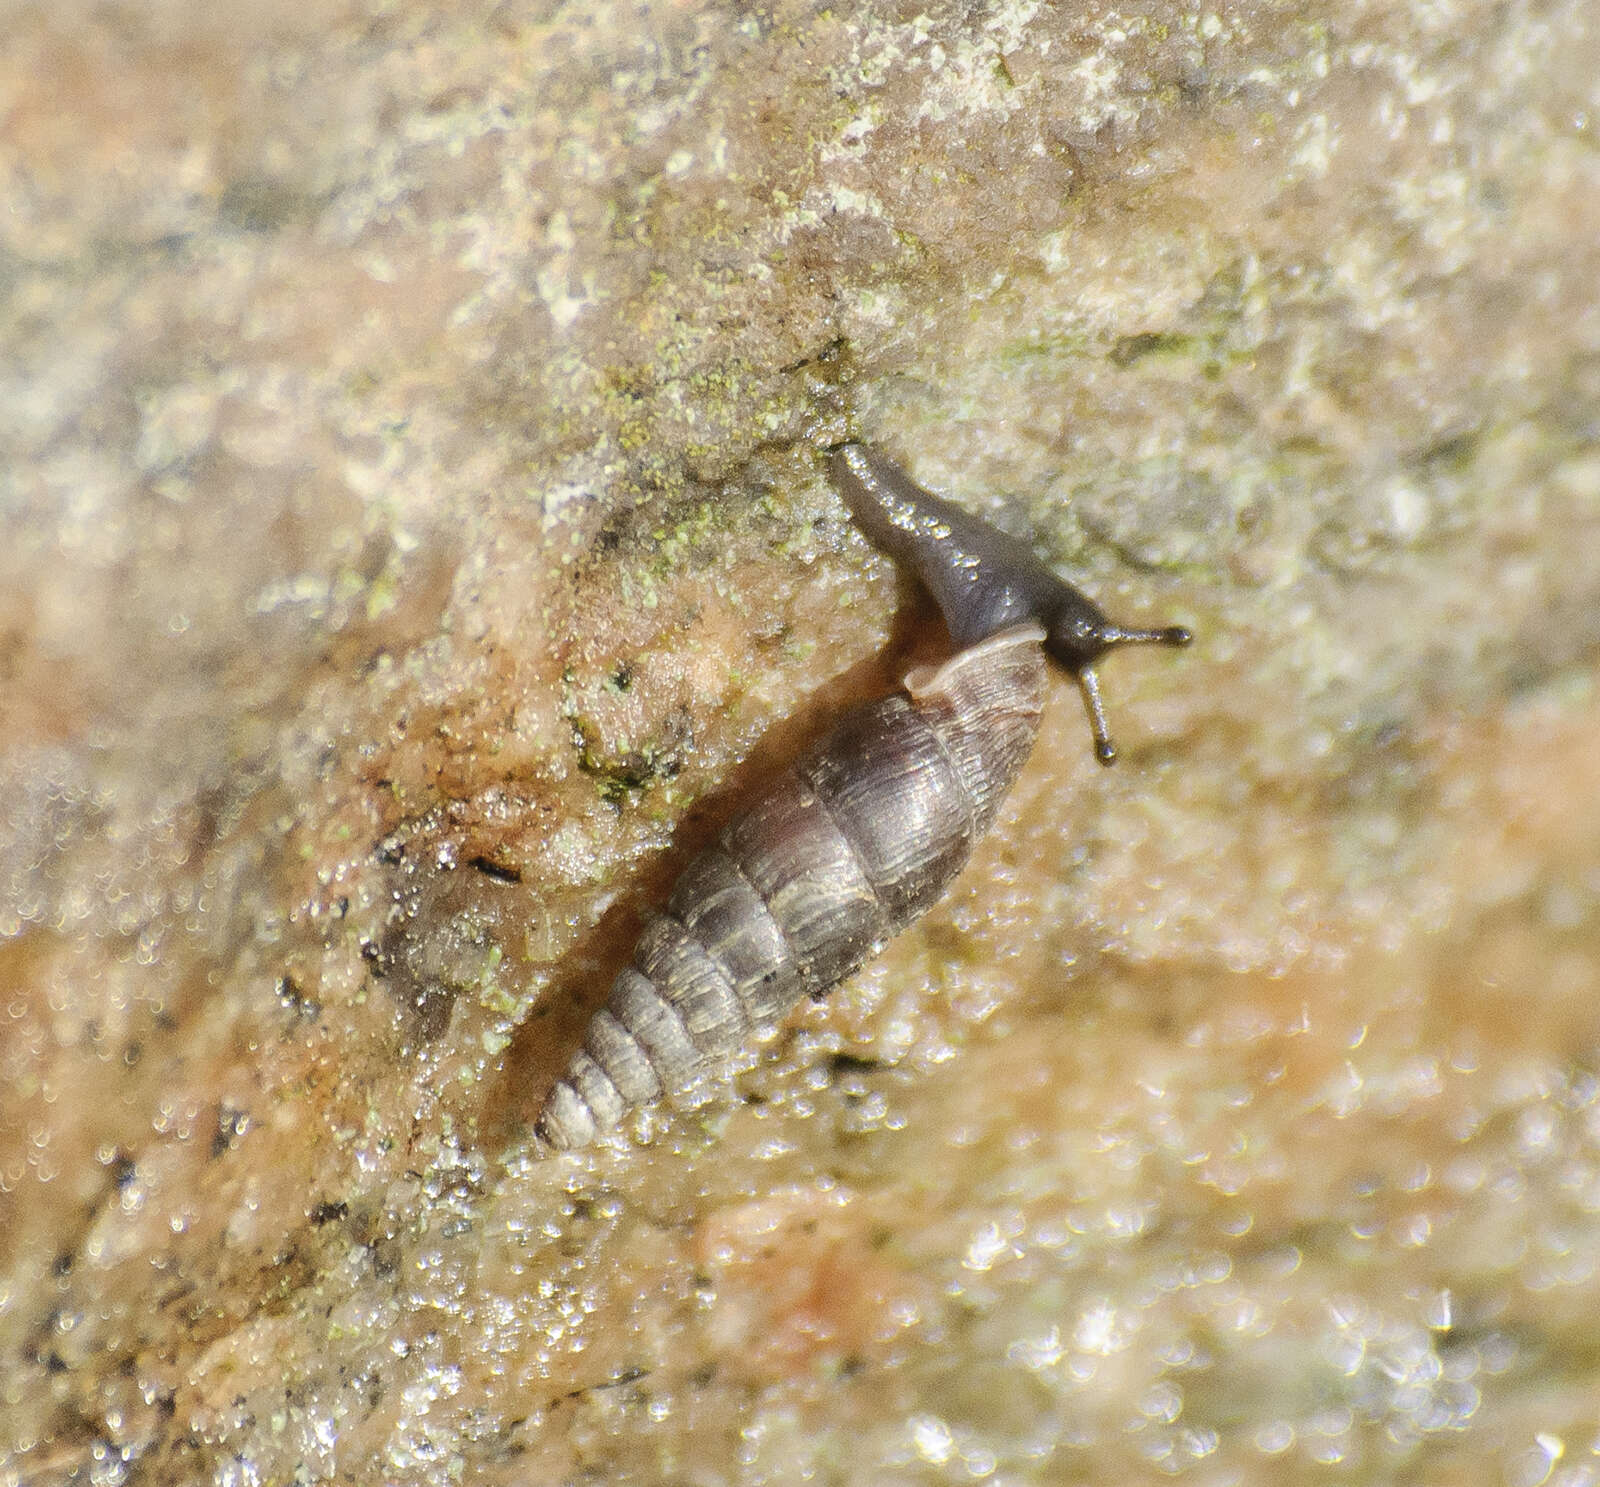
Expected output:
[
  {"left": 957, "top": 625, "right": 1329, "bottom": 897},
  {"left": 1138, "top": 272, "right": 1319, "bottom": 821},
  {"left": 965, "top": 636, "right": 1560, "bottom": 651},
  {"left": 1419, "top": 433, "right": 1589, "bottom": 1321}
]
[{"left": 533, "top": 445, "right": 1190, "bottom": 1150}]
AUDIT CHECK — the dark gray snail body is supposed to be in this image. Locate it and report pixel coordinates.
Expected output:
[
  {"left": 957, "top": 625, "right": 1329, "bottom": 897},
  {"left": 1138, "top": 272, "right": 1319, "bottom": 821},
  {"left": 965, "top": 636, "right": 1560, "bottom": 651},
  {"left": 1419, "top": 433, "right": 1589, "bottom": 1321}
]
[
  {"left": 533, "top": 445, "right": 1190, "bottom": 1151},
  {"left": 829, "top": 444, "right": 1192, "bottom": 765}
]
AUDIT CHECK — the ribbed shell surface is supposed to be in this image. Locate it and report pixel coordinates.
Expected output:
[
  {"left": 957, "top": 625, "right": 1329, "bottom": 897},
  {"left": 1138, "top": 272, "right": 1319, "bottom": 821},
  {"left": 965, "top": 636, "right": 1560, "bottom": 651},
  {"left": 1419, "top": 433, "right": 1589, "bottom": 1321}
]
[{"left": 535, "top": 626, "right": 1047, "bottom": 1150}]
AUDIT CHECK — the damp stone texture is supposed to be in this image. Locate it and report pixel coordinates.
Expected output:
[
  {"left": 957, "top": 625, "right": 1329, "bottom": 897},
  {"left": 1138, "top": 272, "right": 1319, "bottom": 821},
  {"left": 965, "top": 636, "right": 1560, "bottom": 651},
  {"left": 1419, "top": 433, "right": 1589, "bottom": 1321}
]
[{"left": 2, "top": 2, "right": 1599, "bottom": 1485}]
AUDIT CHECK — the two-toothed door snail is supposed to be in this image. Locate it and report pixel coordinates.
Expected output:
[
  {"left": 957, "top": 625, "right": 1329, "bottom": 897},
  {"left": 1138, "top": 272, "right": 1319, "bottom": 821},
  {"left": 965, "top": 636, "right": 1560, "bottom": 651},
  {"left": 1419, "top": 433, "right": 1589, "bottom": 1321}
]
[{"left": 534, "top": 444, "right": 1191, "bottom": 1151}]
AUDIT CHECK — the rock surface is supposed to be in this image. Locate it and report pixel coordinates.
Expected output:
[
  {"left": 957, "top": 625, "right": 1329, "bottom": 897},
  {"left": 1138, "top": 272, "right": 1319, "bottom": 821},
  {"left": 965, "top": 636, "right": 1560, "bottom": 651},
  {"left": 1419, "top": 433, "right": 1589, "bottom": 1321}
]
[{"left": 3, "top": 0, "right": 1598, "bottom": 1483}]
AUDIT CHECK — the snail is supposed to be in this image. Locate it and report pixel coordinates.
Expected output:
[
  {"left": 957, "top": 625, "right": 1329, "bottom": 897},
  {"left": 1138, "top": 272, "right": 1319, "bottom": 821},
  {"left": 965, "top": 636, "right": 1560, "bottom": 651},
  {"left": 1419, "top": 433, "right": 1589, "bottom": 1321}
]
[{"left": 534, "top": 444, "right": 1190, "bottom": 1150}]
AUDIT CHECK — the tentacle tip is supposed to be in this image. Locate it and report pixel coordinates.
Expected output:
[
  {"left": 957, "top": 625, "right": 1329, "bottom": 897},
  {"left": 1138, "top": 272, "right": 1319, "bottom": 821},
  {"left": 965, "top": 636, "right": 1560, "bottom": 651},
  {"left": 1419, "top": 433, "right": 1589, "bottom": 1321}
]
[
  {"left": 1094, "top": 739, "right": 1118, "bottom": 766},
  {"left": 1102, "top": 621, "right": 1194, "bottom": 651}
]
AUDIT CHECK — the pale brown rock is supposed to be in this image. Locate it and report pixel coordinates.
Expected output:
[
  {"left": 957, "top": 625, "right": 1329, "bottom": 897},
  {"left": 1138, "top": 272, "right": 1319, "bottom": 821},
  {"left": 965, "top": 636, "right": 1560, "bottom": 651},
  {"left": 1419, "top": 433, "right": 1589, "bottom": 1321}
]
[{"left": 2, "top": 1, "right": 1598, "bottom": 1484}]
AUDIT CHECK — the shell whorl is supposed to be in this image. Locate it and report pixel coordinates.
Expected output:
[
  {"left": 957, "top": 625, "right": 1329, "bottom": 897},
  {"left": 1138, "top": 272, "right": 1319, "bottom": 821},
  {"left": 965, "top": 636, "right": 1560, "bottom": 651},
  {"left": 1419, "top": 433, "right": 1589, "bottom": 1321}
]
[{"left": 534, "top": 625, "right": 1048, "bottom": 1150}]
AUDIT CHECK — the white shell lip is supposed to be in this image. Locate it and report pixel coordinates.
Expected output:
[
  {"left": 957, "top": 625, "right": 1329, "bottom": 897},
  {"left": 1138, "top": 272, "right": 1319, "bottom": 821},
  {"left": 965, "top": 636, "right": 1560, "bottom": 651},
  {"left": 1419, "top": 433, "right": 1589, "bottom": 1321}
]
[{"left": 901, "top": 622, "right": 1046, "bottom": 700}]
